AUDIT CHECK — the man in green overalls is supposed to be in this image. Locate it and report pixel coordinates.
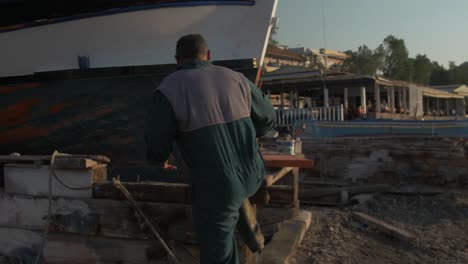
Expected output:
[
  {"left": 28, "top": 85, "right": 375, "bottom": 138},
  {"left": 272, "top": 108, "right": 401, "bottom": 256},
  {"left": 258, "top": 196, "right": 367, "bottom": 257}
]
[{"left": 145, "top": 34, "right": 276, "bottom": 263}]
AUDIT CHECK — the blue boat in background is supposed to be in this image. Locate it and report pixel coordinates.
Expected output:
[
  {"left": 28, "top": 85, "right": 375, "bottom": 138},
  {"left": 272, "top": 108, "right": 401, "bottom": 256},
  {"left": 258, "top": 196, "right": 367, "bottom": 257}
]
[{"left": 300, "top": 119, "right": 468, "bottom": 139}]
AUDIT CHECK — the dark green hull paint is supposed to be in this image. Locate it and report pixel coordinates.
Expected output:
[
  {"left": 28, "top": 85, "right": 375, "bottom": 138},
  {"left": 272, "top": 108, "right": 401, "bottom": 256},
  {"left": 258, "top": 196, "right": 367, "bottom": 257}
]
[{"left": 0, "top": 61, "right": 258, "bottom": 182}]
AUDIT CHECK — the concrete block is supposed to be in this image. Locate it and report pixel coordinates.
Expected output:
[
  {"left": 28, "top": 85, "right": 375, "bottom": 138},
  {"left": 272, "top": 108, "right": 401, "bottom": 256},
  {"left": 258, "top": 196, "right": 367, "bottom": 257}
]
[{"left": 4, "top": 163, "right": 107, "bottom": 198}]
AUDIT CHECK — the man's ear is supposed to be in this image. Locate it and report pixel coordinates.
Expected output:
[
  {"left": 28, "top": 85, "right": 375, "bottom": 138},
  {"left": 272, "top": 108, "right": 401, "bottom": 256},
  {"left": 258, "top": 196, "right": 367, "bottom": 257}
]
[{"left": 206, "top": 50, "right": 211, "bottom": 61}]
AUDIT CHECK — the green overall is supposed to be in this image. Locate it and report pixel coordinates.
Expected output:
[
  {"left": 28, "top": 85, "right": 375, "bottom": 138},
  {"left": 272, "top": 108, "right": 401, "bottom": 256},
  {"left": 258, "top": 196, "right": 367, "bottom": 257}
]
[{"left": 145, "top": 61, "right": 276, "bottom": 263}]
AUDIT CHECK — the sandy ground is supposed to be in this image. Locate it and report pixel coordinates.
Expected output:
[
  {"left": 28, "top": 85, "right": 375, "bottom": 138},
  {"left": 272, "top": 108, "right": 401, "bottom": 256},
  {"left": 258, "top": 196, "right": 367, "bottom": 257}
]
[{"left": 293, "top": 189, "right": 468, "bottom": 264}]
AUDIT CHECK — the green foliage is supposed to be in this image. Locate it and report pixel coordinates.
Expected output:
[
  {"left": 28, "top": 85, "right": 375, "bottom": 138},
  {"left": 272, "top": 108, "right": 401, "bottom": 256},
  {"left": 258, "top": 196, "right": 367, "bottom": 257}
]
[
  {"left": 429, "top": 61, "right": 450, "bottom": 85},
  {"left": 342, "top": 45, "right": 384, "bottom": 75},
  {"left": 412, "top": 54, "right": 432, "bottom": 85},
  {"left": 382, "top": 35, "right": 412, "bottom": 81},
  {"left": 341, "top": 34, "right": 467, "bottom": 86}
]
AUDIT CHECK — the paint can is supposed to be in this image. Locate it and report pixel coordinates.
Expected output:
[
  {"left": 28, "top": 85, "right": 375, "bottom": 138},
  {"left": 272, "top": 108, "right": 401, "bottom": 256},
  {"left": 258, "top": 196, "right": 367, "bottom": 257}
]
[{"left": 276, "top": 138, "right": 295, "bottom": 155}]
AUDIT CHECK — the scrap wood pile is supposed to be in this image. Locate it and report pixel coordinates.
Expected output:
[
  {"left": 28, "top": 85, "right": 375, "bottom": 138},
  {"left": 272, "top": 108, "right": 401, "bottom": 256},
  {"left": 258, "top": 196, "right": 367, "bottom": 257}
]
[{"left": 0, "top": 153, "right": 305, "bottom": 263}]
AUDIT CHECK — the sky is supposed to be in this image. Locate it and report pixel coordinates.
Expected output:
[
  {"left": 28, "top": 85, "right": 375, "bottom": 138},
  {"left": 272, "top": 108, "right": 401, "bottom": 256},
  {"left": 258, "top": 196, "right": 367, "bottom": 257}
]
[{"left": 275, "top": 0, "right": 468, "bottom": 67}]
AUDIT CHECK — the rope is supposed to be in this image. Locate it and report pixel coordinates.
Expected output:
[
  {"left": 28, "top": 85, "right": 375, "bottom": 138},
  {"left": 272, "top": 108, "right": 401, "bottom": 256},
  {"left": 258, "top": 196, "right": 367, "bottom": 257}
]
[
  {"left": 32, "top": 151, "right": 179, "bottom": 263},
  {"left": 33, "top": 150, "right": 95, "bottom": 263},
  {"left": 113, "top": 178, "right": 180, "bottom": 264},
  {"left": 33, "top": 150, "right": 58, "bottom": 264}
]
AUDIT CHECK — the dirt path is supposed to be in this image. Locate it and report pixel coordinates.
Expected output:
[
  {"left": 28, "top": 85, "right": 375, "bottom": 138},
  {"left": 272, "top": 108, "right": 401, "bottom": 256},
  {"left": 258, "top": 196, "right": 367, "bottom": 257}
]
[{"left": 293, "top": 189, "right": 468, "bottom": 264}]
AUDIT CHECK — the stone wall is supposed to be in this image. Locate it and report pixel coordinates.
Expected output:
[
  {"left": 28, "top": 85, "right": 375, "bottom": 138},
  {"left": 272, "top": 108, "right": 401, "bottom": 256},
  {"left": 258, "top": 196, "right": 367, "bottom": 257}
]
[{"left": 303, "top": 137, "right": 468, "bottom": 186}]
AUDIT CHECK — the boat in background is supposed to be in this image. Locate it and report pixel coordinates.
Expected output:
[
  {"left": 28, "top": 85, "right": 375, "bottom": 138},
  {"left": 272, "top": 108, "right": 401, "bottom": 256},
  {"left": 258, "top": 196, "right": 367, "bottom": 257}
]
[
  {"left": 0, "top": 0, "right": 278, "bottom": 180},
  {"left": 0, "top": 0, "right": 277, "bottom": 77}
]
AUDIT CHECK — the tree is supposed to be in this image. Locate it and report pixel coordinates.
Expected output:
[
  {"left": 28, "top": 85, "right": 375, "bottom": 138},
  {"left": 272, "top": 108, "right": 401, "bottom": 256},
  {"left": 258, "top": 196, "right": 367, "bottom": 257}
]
[
  {"left": 341, "top": 45, "right": 384, "bottom": 75},
  {"left": 449, "top": 61, "right": 468, "bottom": 85},
  {"left": 429, "top": 61, "right": 450, "bottom": 85},
  {"left": 413, "top": 54, "right": 432, "bottom": 85},
  {"left": 382, "top": 35, "right": 412, "bottom": 81},
  {"left": 268, "top": 25, "right": 279, "bottom": 46}
]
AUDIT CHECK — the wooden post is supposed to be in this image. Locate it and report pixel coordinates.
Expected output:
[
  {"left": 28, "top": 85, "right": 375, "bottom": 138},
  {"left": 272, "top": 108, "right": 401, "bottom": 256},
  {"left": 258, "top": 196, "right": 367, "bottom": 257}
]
[
  {"left": 280, "top": 93, "right": 284, "bottom": 109},
  {"left": 360, "top": 86, "right": 367, "bottom": 114},
  {"left": 398, "top": 87, "right": 403, "bottom": 110},
  {"left": 437, "top": 98, "right": 440, "bottom": 113},
  {"left": 375, "top": 84, "right": 381, "bottom": 113},
  {"left": 324, "top": 88, "right": 329, "bottom": 107},
  {"left": 289, "top": 91, "right": 294, "bottom": 109},
  {"left": 292, "top": 167, "right": 299, "bottom": 211},
  {"left": 343, "top": 88, "right": 348, "bottom": 110},
  {"left": 402, "top": 87, "right": 407, "bottom": 114},
  {"left": 446, "top": 98, "right": 450, "bottom": 116},
  {"left": 426, "top": 96, "right": 430, "bottom": 115},
  {"left": 390, "top": 86, "right": 396, "bottom": 114},
  {"left": 387, "top": 86, "right": 391, "bottom": 109}
]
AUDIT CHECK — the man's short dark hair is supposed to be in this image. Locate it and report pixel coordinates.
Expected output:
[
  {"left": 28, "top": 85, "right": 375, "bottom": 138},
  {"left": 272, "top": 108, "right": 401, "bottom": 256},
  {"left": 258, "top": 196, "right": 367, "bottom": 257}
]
[{"left": 176, "top": 34, "right": 208, "bottom": 59}]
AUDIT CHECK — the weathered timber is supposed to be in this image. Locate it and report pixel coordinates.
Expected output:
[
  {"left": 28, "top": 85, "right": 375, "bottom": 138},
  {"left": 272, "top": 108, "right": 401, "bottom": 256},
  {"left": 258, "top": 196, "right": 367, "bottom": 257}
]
[
  {"left": 93, "top": 182, "right": 295, "bottom": 206},
  {"left": 300, "top": 179, "right": 347, "bottom": 187},
  {"left": 0, "top": 228, "right": 167, "bottom": 264},
  {"left": 352, "top": 212, "right": 415, "bottom": 242},
  {"left": 262, "top": 154, "right": 315, "bottom": 169},
  {"left": 94, "top": 181, "right": 191, "bottom": 203},
  {"left": 386, "top": 185, "right": 445, "bottom": 195},
  {"left": 0, "top": 192, "right": 191, "bottom": 241},
  {"left": 302, "top": 137, "right": 468, "bottom": 187},
  {"left": 257, "top": 211, "right": 311, "bottom": 264},
  {"left": 0, "top": 154, "right": 110, "bottom": 164},
  {"left": 5, "top": 164, "right": 107, "bottom": 198},
  {"left": 300, "top": 184, "right": 390, "bottom": 199},
  {"left": 263, "top": 167, "right": 293, "bottom": 187},
  {"left": 53, "top": 158, "right": 98, "bottom": 169}
]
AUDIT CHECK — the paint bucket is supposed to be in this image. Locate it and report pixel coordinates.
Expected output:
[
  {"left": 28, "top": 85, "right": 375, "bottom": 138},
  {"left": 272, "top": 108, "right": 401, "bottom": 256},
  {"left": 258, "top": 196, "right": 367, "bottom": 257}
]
[
  {"left": 78, "top": 56, "right": 90, "bottom": 69},
  {"left": 276, "top": 138, "right": 295, "bottom": 155}
]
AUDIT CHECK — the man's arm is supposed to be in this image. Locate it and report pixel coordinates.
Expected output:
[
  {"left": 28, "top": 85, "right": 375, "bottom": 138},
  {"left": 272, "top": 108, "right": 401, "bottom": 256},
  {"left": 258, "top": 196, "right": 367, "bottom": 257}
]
[
  {"left": 248, "top": 80, "right": 277, "bottom": 137},
  {"left": 145, "top": 90, "right": 177, "bottom": 166}
]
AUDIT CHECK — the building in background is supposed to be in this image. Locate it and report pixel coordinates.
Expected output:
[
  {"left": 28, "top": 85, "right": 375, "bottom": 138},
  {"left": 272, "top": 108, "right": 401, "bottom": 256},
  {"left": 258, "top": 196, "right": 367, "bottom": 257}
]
[
  {"left": 288, "top": 47, "right": 349, "bottom": 70},
  {"left": 263, "top": 45, "right": 307, "bottom": 72}
]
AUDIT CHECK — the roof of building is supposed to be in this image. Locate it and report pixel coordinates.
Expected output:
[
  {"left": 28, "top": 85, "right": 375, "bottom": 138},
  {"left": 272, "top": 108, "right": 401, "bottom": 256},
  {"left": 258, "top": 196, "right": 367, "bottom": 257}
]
[
  {"left": 431, "top": 84, "right": 468, "bottom": 96},
  {"left": 421, "top": 87, "right": 464, "bottom": 99},
  {"left": 261, "top": 68, "right": 464, "bottom": 99},
  {"left": 265, "top": 45, "right": 307, "bottom": 62},
  {"left": 262, "top": 66, "right": 349, "bottom": 82},
  {"left": 310, "top": 49, "right": 349, "bottom": 60}
]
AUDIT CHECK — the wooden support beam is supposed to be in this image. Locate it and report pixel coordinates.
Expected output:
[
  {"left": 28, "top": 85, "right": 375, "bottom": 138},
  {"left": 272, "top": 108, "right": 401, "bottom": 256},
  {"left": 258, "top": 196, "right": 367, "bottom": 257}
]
[
  {"left": 0, "top": 154, "right": 110, "bottom": 164},
  {"left": 93, "top": 182, "right": 295, "bottom": 206},
  {"left": 0, "top": 192, "right": 191, "bottom": 241},
  {"left": 53, "top": 158, "right": 98, "bottom": 169},
  {"left": 262, "top": 154, "right": 314, "bottom": 169},
  {"left": 94, "top": 181, "right": 191, "bottom": 204},
  {"left": 352, "top": 212, "right": 415, "bottom": 242},
  {"left": 263, "top": 167, "right": 293, "bottom": 187}
]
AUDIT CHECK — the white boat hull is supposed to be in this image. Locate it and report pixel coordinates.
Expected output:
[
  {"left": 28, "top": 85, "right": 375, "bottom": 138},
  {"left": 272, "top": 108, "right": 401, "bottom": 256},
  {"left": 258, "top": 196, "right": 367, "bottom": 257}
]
[{"left": 0, "top": 0, "right": 277, "bottom": 78}]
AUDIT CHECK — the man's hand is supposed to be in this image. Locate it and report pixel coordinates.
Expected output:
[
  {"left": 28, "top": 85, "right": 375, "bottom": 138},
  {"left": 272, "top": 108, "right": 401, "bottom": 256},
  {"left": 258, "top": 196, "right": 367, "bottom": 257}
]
[{"left": 163, "top": 160, "right": 177, "bottom": 171}]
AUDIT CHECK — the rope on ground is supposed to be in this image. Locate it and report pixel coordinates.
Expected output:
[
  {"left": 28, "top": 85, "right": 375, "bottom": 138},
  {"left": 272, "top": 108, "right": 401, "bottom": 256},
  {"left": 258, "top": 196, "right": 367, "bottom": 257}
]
[{"left": 112, "top": 177, "right": 180, "bottom": 264}]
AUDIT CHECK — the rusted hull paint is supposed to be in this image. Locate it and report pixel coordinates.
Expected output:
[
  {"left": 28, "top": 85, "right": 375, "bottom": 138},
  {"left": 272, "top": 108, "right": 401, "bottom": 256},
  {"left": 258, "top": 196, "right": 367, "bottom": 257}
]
[{"left": 0, "top": 68, "right": 258, "bottom": 180}]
